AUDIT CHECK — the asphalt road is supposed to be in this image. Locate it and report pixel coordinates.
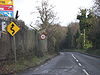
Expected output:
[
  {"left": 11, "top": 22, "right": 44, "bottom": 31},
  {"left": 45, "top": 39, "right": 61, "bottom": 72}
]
[{"left": 16, "top": 52, "right": 100, "bottom": 75}]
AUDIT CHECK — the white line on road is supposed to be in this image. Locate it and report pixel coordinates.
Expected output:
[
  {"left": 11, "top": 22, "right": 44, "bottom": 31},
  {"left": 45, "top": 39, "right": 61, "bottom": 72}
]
[
  {"left": 83, "top": 69, "right": 89, "bottom": 75},
  {"left": 40, "top": 65, "right": 44, "bottom": 67},
  {"left": 78, "top": 63, "right": 82, "bottom": 66},
  {"left": 72, "top": 54, "right": 77, "bottom": 60},
  {"left": 42, "top": 70, "right": 49, "bottom": 73},
  {"left": 44, "top": 63, "right": 48, "bottom": 65},
  {"left": 71, "top": 53, "right": 90, "bottom": 75},
  {"left": 60, "top": 52, "right": 64, "bottom": 55},
  {"left": 34, "top": 68, "right": 39, "bottom": 71},
  {"left": 76, "top": 59, "right": 79, "bottom": 62}
]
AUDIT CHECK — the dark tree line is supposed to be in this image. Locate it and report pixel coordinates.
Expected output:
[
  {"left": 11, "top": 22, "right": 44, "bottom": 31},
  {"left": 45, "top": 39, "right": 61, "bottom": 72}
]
[
  {"left": 60, "top": 0, "right": 100, "bottom": 51},
  {"left": 60, "top": 22, "right": 79, "bottom": 50}
]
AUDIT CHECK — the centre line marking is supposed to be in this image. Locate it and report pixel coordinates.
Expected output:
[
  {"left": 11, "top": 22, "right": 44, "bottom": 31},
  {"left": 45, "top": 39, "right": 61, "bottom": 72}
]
[
  {"left": 72, "top": 54, "right": 77, "bottom": 60},
  {"left": 78, "top": 63, "right": 82, "bottom": 66},
  {"left": 42, "top": 70, "right": 49, "bottom": 73},
  {"left": 71, "top": 53, "right": 90, "bottom": 75},
  {"left": 76, "top": 59, "right": 79, "bottom": 62},
  {"left": 34, "top": 68, "right": 39, "bottom": 71},
  {"left": 83, "top": 69, "right": 89, "bottom": 75}
]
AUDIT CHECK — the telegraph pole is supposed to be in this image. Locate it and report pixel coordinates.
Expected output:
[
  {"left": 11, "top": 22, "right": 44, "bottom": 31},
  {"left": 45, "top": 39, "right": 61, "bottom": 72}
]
[
  {"left": 84, "top": 29, "right": 86, "bottom": 47},
  {"left": 0, "top": 19, "right": 2, "bottom": 38}
]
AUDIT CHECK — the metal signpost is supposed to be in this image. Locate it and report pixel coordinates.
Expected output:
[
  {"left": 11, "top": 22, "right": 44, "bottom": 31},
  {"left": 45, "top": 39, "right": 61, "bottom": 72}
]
[
  {"left": 2, "top": 21, "right": 7, "bottom": 32},
  {"left": 0, "top": 0, "right": 14, "bottom": 37},
  {"left": 0, "top": 19, "right": 2, "bottom": 38},
  {"left": 7, "top": 21, "right": 20, "bottom": 62},
  {"left": 0, "top": 1, "right": 20, "bottom": 74},
  {"left": 7, "top": 22, "right": 20, "bottom": 64}
]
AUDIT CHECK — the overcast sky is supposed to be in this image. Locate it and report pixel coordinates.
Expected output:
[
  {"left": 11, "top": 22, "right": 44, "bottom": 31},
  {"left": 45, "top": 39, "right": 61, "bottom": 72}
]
[{"left": 14, "top": 0, "right": 94, "bottom": 26}]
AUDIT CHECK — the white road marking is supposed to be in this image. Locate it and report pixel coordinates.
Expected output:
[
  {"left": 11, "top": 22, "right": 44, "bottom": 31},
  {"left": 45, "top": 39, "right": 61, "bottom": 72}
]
[
  {"left": 83, "top": 69, "right": 89, "bottom": 75},
  {"left": 72, "top": 53, "right": 90, "bottom": 75},
  {"left": 72, "top": 54, "right": 77, "bottom": 60},
  {"left": 72, "top": 54, "right": 82, "bottom": 67},
  {"left": 78, "top": 63, "right": 82, "bottom": 66},
  {"left": 60, "top": 52, "right": 64, "bottom": 55},
  {"left": 34, "top": 68, "right": 39, "bottom": 71},
  {"left": 42, "top": 70, "right": 49, "bottom": 73},
  {"left": 40, "top": 65, "right": 44, "bottom": 67},
  {"left": 44, "top": 63, "right": 48, "bottom": 65},
  {"left": 76, "top": 59, "right": 79, "bottom": 62}
]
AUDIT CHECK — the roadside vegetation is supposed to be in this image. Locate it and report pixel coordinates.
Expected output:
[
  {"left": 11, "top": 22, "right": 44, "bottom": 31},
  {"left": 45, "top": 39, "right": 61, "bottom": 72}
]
[
  {"left": 60, "top": 0, "right": 100, "bottom": 56},
  {"left": 0, "top": 0, "right": 65, "bottom": 74},
  {"left": 0, "top": 0, "right": 100, "bottom": 74},
  {"left": 0, "top": 54, "right": 57, "bottom": 74}
]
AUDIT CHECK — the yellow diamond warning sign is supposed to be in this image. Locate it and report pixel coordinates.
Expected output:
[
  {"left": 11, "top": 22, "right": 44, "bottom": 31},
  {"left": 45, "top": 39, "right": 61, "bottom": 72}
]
[{"left": 7, "top": 22, "right": 20, "bottom": 36}]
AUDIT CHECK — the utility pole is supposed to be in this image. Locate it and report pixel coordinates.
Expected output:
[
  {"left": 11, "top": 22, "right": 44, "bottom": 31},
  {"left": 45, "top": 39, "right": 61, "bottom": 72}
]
[
  {"left": 0, "top": 19, "right": 2, "bottom": 38},
  {"left": 84, "top": 29, "right": 86, "bottom": 47}
]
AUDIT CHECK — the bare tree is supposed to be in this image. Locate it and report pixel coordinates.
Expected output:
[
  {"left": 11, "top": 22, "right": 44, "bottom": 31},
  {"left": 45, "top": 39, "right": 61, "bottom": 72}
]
[
  {"left": 34, "top": 0, "right": 62, "bottom": 54},
  {"left": 95, "top": 0, "right": 100, "bottom": 6},
  {"left": 36, "top": 0, "right": 56, "bottom": 29},
  {"left": 93, "top": 0, "right": 100, "bottom": 16}
]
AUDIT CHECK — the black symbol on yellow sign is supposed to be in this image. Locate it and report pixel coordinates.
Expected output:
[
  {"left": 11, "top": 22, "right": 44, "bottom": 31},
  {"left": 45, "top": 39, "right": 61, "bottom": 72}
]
[
  {"left": 7, "top": 22, "right": 20, "bottom": 36},
  {"left": 10, "top": 24, "right": 15, "bottom": 34}
]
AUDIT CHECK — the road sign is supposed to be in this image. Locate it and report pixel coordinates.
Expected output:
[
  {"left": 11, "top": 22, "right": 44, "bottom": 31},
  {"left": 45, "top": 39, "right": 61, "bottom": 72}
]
[
  {"left": 0, "top": 0, "right": 13, "bottom": 18},
  {"left": 7, "top": 22, "right": 20, "bottom": 36},
  {"left": 40, "top": 34, "right": 46, "bottom": 40},
  {"left": 0, "top": 5, "right": 13, "bottom": 11},
  {"left": 2, "top": 21, "right": 7, "bottom": 32},
  {"left": 0, "top": 11, "right": 13, "bottom": 17},
  {"left": 0, "top": 0, "right": 13, "bottom": 5},
  {"left": 0, "top": 16, "right": 9, "bottom": 20}
]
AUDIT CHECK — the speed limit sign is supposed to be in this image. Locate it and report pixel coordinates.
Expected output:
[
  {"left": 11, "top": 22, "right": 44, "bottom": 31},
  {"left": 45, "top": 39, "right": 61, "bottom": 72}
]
[{"left": 40, "top": 34, "right": 46, "bottom": 40}]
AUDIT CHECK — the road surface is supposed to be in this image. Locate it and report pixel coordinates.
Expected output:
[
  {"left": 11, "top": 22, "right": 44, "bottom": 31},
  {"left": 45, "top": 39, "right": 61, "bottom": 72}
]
[{"left": 16, "top": 52, "right": 100, "bottom": 75}]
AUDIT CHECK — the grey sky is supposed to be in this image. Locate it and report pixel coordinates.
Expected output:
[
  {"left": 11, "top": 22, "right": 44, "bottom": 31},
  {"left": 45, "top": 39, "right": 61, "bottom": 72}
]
[{"left": 14, "top": 0, "right": 94, "bottom": 26}]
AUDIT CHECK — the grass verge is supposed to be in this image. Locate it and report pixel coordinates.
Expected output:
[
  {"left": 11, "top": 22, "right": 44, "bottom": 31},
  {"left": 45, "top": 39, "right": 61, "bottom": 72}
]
[{"left": 0, "top": 54, "right": 57, "bottom": 74}]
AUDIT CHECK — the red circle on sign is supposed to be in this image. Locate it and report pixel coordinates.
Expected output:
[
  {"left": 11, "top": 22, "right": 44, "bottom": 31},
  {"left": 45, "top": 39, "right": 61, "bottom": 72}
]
[{"left": 41, "top": 34, "right": 46, "bottom": 40}]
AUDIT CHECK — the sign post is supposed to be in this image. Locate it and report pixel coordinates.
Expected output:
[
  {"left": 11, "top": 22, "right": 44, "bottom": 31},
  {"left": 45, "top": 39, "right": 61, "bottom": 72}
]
[
  {"left": 7, "top": 22, "right": 20, "bottom": 63},
  {"left": 13, "top": 36, "right": 17, "bottom": 63},
  {"left": 7, "top": 21, "right": 20, "bottom": 75},
  {"left": 0, "top": 19, "right": 2, "bottom": 38}
]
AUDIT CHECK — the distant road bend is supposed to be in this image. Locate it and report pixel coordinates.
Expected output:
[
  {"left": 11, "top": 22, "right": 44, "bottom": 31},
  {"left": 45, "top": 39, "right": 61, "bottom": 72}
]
[{"left": 17, "top": 52, "right": 100, "bottom": 75}]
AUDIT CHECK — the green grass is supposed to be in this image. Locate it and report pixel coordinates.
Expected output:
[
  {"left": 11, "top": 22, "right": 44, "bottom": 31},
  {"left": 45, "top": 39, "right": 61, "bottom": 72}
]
[
  {"left": 63, "top": 49, "right": 100, "bottom": 56},
  {"left": 1, "top": 54, "right": 56, "bottom": 74},
  {"left": 63, "top": 49, "right": 87, "bottom": 53},
  {"left": 86, "top": 49, "right": 100, "bottom": 56}
]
